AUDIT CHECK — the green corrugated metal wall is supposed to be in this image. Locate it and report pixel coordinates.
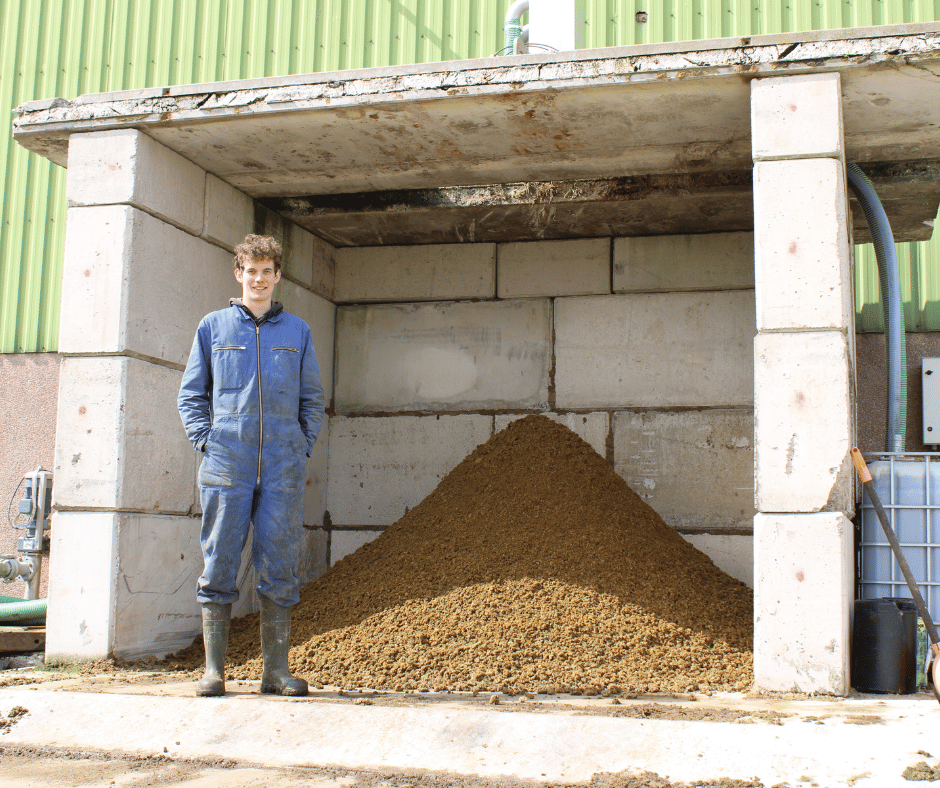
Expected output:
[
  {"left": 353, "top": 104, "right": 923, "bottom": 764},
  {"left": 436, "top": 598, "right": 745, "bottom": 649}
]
[
  {"left": 583, "top": 0, "right": 940, "bottom": 45},
  {"left": 1, "top": 0, "right": 938, "bottom": 352},
  {"left": 856, "top": 238, "right": 940, "bottom": 331}
]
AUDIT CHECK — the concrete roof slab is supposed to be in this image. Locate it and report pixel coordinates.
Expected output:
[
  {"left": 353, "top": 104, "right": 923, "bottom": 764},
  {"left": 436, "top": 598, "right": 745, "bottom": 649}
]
[{"left": 12, "top": 22, "right": 940, "bottom": 244}]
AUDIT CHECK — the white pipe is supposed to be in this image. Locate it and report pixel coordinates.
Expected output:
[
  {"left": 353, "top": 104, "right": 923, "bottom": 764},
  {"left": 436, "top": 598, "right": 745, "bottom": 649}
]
[
  {"left": 514, "top": 25, "right": 530, "bottom": 55},
  {"left": 0, "top": 556, "right": 34, "bottom": 584},
  {"left": 506, "top": 0, "right": 530, "bottom": 22},
  {"left": 504, "top": 0, "right": 529, "bottom": 54}
]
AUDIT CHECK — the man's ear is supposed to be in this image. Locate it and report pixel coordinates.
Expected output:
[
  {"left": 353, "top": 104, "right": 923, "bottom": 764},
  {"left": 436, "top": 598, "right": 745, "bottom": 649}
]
[
  {"left": 234, "top": 267, "right": 244, "bottom": 283},
  {"left": 274, "top": 269, "right": 281, "bottom": 283}
]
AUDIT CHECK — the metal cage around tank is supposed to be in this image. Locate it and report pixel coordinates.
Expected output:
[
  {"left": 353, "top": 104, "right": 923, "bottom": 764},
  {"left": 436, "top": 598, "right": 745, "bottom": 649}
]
[{"left": 858, "top": 453, "right": 940, "bottom": 625}]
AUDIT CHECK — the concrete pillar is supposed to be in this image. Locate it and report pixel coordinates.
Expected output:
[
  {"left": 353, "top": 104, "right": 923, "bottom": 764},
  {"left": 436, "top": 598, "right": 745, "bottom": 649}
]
[
  {"left": 47, "top": 129, "right": 334, "bottom": 660},
  {"left": 750, "top": 73, "right": 856, "bottom": 695}
]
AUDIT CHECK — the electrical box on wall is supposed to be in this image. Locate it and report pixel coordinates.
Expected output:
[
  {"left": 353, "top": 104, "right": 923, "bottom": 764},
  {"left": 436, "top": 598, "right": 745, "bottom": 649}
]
[{"left": 923, "top": 358, "right": 940, "bottom": 445}]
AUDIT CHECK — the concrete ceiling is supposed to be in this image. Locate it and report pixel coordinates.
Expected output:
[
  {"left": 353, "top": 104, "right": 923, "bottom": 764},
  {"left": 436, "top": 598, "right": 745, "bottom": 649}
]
[{"left": 13, "top": 22, "right": 940, "bottom": 246}]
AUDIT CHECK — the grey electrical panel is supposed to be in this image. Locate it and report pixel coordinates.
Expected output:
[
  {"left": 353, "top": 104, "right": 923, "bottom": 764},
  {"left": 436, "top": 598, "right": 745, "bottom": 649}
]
[{"left": 923, "top": 358, "right": 940, "bottom": 445}]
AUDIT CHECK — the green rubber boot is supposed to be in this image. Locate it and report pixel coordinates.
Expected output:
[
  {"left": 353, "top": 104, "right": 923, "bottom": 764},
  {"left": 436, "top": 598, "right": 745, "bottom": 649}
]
[
  {"left": 195, "top": 602, "right": 231, "bottom": 697},
  {"left": 259, "top": 596, "right": 308, "bottom": 696}
]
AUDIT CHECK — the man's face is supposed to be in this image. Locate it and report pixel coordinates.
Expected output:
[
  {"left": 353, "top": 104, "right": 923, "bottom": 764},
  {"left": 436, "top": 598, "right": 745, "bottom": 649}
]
[{"left": 235, "top": 256, "right": 280, "bottom": 310}]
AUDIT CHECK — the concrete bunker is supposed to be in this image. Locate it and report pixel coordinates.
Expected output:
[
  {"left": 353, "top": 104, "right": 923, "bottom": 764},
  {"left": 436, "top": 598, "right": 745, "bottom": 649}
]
[{"left": 12, "top": 22, "right": 940, "bottom": 695}]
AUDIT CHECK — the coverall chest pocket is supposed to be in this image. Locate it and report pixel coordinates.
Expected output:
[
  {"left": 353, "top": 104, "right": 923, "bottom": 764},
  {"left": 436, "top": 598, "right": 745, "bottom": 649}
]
[
  {"left": 213, "top": 346, "right": 248, "bottom": 390},
  {"left": 271, "top": 346, "right": 301, "bottom": 393}
]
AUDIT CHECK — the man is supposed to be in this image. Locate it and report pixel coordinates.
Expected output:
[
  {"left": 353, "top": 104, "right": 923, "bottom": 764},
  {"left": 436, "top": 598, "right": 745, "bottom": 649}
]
[{"left": 178, "top": 234, "right": 325, "bottom": 697}]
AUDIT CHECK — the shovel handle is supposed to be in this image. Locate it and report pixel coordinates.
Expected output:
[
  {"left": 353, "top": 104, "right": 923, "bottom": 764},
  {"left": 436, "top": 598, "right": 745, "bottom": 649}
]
[
  {"left": 933, "top": 643, "right": 940, "bottom": 703},
  {"left": 850, "top": 447, "right": 872, "bottom": 483}
]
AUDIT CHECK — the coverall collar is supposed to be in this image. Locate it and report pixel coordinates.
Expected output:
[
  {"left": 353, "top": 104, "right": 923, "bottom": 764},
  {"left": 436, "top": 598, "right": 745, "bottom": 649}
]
[{"left": 230, "top": 298, "right": 284, "bottom": 325}]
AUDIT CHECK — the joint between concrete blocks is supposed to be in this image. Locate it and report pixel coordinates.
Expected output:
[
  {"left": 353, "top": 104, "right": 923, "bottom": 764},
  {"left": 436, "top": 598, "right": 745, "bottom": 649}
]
[
  {"left": 59, "top": 350, "right": 186, "bottom": 372},
  {"left": 752, "top": 152, "right": 844, "bottom": 163},
  {"left": 279, "top": 272, "right": 324, "bottom": 299},
  {"left": 604, "top": 419, "right": 614, "bottom": 465},
  {"left": 757, "top": 326, "right": 850, "bottom": 335},
  {"left": 198, "top": 231, "right": 242, "bottom": 257},
  {"left": 54, "top": 506, "right": 192, "bottom": 517},
  {"left": 548, "top": 299, "right": 557, "bottom": 410},
  {"left": 337, "top": 405, "right": 753, "bottom": 418}
]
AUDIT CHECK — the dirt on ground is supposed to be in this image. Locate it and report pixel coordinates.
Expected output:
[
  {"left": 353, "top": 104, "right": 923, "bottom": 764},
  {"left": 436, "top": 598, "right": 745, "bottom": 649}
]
[
  {"left": 604, "top": 702, "right": 786, "bottom": 724},
  {"left": 903, "top": 759, "right": 940, "bottom": 781},
  {"left": 0, "top": 744, "right": 794, "bottom": 788},
  {"left": 172, "top": 415, "right": 753, "bottom": 695}
]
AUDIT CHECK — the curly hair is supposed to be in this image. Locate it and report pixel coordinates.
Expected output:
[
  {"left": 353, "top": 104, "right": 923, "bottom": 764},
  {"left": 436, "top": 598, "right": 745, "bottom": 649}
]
[{"left": 234, "top": 234, "right": 283, "bottom": 272}]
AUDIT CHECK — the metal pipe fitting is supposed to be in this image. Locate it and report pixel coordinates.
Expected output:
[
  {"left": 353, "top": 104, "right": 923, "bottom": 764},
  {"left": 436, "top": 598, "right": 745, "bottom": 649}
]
[{"left": 0, "top": 556, "right": 34, "bottom": 584}]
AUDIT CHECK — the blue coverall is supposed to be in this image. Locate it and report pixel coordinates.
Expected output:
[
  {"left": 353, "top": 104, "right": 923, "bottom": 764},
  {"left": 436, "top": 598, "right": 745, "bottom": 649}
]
[{"left": 178, "top": 300, "right": 325, "bottom": 608}]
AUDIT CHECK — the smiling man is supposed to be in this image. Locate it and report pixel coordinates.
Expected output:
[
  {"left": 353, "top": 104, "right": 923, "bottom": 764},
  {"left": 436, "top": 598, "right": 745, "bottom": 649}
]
[{"left": 178, "top": 234, "right": 325, "bottom": 697}]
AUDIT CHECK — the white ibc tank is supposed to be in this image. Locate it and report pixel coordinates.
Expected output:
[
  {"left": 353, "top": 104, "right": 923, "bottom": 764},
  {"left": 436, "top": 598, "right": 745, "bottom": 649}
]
[{"left": 858, "top": 453, "right": 940, "bottom": 624}]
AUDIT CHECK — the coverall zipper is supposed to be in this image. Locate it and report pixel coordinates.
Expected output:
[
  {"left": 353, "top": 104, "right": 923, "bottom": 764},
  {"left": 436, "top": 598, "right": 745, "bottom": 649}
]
[{"left": 255, "top": 323, "right": 263, "bottom": 485}]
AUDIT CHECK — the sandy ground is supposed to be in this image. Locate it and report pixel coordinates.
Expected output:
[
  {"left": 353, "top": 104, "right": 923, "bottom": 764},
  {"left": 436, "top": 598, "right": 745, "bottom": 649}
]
[
  {"left": 2, "top": 662, "right": 940, "bottom": 787},
  {"left": 0, "top": 660, "right": 779, "bottom": 723},
  {"left": 0, "top": 744, "right": 781, "bottom": 788}
]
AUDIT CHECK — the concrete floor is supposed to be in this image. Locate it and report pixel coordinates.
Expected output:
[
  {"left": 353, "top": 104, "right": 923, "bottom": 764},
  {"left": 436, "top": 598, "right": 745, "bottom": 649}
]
[{"left": 0, "top": 670, "right": 938, "bottom": 787}]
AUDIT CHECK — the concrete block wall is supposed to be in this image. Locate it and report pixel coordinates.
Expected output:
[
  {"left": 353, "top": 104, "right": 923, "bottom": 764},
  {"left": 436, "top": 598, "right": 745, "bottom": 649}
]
[
  {"left": 49, "top": 129, "right": 335, "bottom": 660},
  {"left": 327, "top": 415, "right": 493, "bottom": 527},
  {"left": 335, "top": 244, "right": 494, "bottom": 302},
  {"left": 750, "top": 72, "right": 855, "bottom": 695},
  {"left": 613, "top": 233, "right": 754, "bottom": 293},
  {"left": 327, "top": 233, "right": 757, "bottom": 583},
  {"left": 335, "top": 300, "right": 552, "bottom": 413},
  {"left": 555, "top": 291, "right": 754, "bottom": 408},
  {"left": 613, "top": 410, "right": 755, "bottom": 533},
  {"left": 498, "top": 238, "right": 609, "bottom": 297}
]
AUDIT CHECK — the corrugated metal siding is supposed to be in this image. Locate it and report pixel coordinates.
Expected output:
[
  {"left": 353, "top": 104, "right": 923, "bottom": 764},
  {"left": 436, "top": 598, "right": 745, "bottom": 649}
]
[
  {"left": 1, "top": 1, "right": 70, "bottom": 353},
  {"left": 1, "top": 1, "right": 939, "bottom": 351},
  {"left": 856, "top": 238, "right": 940, "bottom": 332},
  {"left": 583, "top": 0, "right": 940, "bottom": 46}
]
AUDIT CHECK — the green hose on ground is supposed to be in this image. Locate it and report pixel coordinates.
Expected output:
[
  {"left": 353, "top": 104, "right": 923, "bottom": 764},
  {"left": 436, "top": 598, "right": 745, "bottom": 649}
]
[{"left": 0, "top": 594, "right": 47, "bottom": 624}]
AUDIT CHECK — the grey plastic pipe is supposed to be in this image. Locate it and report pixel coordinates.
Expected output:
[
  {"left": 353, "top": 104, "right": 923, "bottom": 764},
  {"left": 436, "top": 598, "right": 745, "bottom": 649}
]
[
  {"left": 0, "top": 594, "right": 46, "bottom": 622},
  {"left": 847, "top": 163, "right": 907, "bottom": 452}
]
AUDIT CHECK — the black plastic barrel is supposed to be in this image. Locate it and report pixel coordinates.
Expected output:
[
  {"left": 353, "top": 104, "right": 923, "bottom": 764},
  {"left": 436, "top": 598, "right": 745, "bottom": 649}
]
[{"left": 851, "top": 598, "right": 918, "bottom": 694}]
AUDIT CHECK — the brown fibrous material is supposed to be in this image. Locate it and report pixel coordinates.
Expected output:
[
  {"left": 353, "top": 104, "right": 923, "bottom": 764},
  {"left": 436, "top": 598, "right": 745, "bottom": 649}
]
[{"left": 174, "top": 415, "right": 753, "bottom": 695}]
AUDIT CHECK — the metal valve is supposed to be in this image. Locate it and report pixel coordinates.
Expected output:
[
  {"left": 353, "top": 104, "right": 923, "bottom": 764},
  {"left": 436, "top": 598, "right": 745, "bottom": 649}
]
[
  {"left": 6, "top": 468, "right": 52, "bottom": 600},
  {"left": 0, "top": 555, "right": 34, "bottom": 584}
]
